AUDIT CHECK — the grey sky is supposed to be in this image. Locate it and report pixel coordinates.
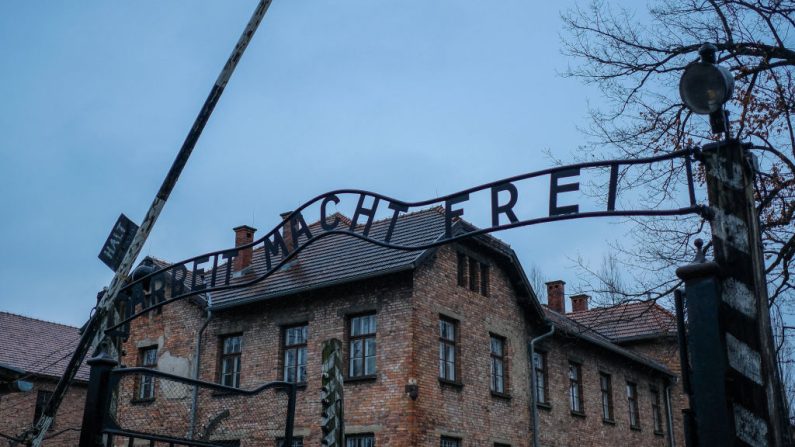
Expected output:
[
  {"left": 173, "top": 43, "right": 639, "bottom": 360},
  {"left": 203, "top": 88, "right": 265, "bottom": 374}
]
[{"left": 0, "top": 1, "right": 685, "bottom": 326}]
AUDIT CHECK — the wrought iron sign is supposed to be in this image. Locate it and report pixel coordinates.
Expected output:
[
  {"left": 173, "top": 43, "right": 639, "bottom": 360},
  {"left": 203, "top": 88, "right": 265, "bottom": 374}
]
[
  {"left": 98, "top": 214, "right": 139, "bottom": 271},
  {"left": 108, "top": 147, "right": 705, "bottom": 333}
]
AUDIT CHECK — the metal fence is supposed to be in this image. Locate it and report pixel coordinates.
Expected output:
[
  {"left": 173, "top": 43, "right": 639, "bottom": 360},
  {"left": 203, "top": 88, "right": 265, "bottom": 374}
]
[{"left": 79, "top": 353, "right": 295, "bottom": 447}]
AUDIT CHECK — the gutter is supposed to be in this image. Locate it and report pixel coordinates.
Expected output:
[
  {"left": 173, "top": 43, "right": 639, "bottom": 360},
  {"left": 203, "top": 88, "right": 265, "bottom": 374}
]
[
  {"left": 551, "top": 320, "right": 675, "bottom": 378},
  {"left": 529, "top": 325, "right": 555, "bottom": 447},
  {"left": 664, "top": 380, "right": 676, "bottom": 447},
  {"left": 188, "top": 295, "right": 213, "bottom": 439}
]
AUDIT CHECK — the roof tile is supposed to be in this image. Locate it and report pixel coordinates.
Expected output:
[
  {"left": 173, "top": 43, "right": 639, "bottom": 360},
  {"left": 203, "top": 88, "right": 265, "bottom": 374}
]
[
  {"left": 210, "top": 207, "right": 446, "bottom": 309},
  {"left": 0, "top": 312, "right": 89, "bottom": 382},
  {"left": 566, "top": 301, "right": 676, "bottom": 341}
]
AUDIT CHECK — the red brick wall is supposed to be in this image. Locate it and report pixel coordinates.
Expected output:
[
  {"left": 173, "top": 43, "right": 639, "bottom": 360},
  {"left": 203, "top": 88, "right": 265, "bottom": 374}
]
[
  {"left": 114, "top": 242, "right": 680, "bottom": 447},
  {"left": 0, "top": 378, "right": 86, "bottom": 447},
  {"left": 411, "top": 243, "right": 534, "bottom": 446},
  {"left": 535, "top": 335, "right": 671, "bottom": 447},
  {"left": 620, "top": 337, "right": 686, "bottom": 447},
  {"left": 119, "top": 272, "right": 415, "bottom": 446}
]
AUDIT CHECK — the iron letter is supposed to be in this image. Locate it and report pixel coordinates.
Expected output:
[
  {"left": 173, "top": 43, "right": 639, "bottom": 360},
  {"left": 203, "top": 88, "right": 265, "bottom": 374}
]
[
  {"left": 191, "top": 256, "right": 210, "bottom": 291},
  {"left": 261, "top": 233, "right": 287, "bottom": 271},
  {"left": 320, "top": 194, "right": 341, "bottom": 231},
  {"left": 290, "top": 213, "right": 314, "bottom": 247},
  {"left": 350, "top": 194, "right": 380, "bottom": 237},
  {"left": 607, "top": 164, "right": 619, "bottom": 211},
  {"left": 491, "top": 182, "right": 520, "bottom": 226},
  {"left": 170, "top": 263, "right": 188, "bottom": 298},
  {"left": 385, "top": 202, "right": 409, "bottom": 243},
  {"left": 220, "top": 250, "right": 237, "bottom": 285},
  {"left": 149, "top": 272, "right": 167, "bottom": 308},
  {"left": 549, "top": 168, "right": 580, "bottom": 216},
  {"left": 445, "top": 194, "right": 469, "bottom": 238}
]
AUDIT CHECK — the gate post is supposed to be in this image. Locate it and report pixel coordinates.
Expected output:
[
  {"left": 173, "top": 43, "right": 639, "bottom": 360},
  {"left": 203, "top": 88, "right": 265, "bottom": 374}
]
[
  {"left": 688, "top": 139, "right": 789, "bottom": 447},
  {"left": 676, "top": 255, "right": 730, "bottom": 446},
  {"left": 78, "top": 351, "right": 118, "bottom": 447},
  {"left": 320, "top": 338, "right": 344, "bottom": 447}
]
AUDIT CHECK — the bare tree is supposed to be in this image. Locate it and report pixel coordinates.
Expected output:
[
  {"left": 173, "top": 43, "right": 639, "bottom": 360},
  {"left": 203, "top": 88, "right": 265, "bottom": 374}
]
[
  {"left": 561, "top": 0, "right": 794, "bottom": 418},
  {"left": 572, "top": 252, "right": 630, "bottom": 306},
  {"left": 527, "top": 264, "right": 548, "bottom": 304}
]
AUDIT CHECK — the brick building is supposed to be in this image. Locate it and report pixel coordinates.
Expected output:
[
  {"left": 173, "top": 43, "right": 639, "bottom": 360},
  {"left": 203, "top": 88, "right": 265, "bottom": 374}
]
[
  {"left": 114, "top": 208, "right": 682, "bottom": 447},
  {"left": 541, "top": 284, "right": 682, "bottom": 447},
  {"left": 0, "top": 312, "right": 89, "bottom": 446}
]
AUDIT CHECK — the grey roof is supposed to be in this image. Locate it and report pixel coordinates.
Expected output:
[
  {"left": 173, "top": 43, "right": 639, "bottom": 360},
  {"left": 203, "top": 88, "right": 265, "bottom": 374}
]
[
  {"left": 0, "top": 312, "right": 90, "bottom": 382},
  {"left": 567, "top": 300, "right": 677, "bottom": 342},
  {"left": 211, "top": 208, "right": 450, "bottom": 309},
  {"left": 544, "top": 308, "right": 675, "bottom": 378}
]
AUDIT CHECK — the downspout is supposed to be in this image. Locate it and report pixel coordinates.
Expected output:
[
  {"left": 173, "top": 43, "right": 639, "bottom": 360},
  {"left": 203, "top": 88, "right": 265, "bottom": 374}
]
[
  {"left": 664, "top": 380, "right": 676, "bottom": 447},
  {"left": 188, "top": 294, "right": 213, "bottom": 440},
  {"left": 529, "top": 324, "right": 554, "bottom": 447}
]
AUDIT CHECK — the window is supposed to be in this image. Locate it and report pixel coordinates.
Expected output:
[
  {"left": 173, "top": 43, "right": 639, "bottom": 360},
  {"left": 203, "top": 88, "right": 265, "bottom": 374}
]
[
  {"left": 439, "top": 317, "right": 458, "bottom": 382},
  {"left": 137, "top": 346, "right": 157, "bottom": 400},
  {"left": 456, "top": 252, "right": 489, "bottom": 297},
  {"left": 457, "top": 253, "right": 467, "bottom": 287},
  {"left": 468, "top": 257, "right": 479, "bottom": 291},
  {"left": 283, "top": 325, "right": 307, "bottom": 384},
  {"left": 480, "top": 263, "right": 490, "bottom": 296},
  {"left": 440, "top": 437, "right": 461, "bottom": 447},
  {"left": 532, "top": 351, "right": 548, "bottom": 405},
  {"left": 348, "top": 314, "right": 376, "bottom": 378},
  {"left": 215, "top": 441, "right": 240, "bottom": 447},
  {"left": 568, "top": 362, "right": 584, "bottom": 414},
  {"left": 276, "top": 437, "right": 303, "bottom": 447},
  {"left": 494, "top": 444, "right": 511, "bottom": 447},
  {"left": 33, "top": 390, "right": 53, "bottom": 425},
  {"left": 627, "top": 382, "right": 640, "bottom": 429},
  {"left": 219, "top": 334, "right": 242, "bottom": 388},
  {"left": 651, "top": 386, "right": 663, "bottom": 434},
  {"left": 490, "top": 335, "right": 506, "bottom": 394},
  {"left": 346, "top": 434, "right": 374, "bottom": 447},
  {"left": 600, "top": 373, "right": 614, "bottom": 421}
]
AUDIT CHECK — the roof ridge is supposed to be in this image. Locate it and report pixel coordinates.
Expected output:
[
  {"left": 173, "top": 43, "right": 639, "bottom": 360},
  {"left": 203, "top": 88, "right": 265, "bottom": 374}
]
[
  {"left": 0, "top": 311, "right": 80, "bottom": 330},
  {"left": 146, "top": 255, "right": 172, "bottom": 264},
  {"left": 574, "top": 299, "right": 663, "bottom": 314},
  {"left": 543, "top": 307, "right": 614, "bottom": 340},
  {"left": 304, "top": 205, "right": 445, "bottom": 231}
]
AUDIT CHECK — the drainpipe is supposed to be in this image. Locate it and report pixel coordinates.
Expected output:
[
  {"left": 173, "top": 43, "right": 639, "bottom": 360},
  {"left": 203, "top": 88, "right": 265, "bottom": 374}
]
[
  {"left": 188, "top": 295, "right": 213, "bottom": 439},
  {"left": 529, "top": 325, "right": 554, "bottom": 447},
  {"left": 664, "top": 380, "right": 676, "bottom": 447}
]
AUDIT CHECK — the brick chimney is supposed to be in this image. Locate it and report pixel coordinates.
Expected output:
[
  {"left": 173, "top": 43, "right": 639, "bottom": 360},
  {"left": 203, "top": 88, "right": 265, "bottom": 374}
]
[
  {"left": 570, "top": 294, "right": 590, "bottom": 313},
  {"left": 280, "top": 211, "right": 294, "bottom": 253},
  {"left": 546, "top": 280, "right": 565, "bottom": 313},
  {"left": 233, "top": 225, "right": 256, "bottom": 272}
]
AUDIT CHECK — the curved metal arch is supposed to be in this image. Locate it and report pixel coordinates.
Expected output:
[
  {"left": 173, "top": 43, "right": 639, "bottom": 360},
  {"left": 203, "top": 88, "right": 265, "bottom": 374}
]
[{"left": 108, "top": 147, "right": 703, "bottom": 333}]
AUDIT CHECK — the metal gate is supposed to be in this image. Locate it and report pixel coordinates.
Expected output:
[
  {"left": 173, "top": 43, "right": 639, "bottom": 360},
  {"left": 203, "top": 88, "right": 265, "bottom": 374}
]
[{"left": 79, "top": 352, "right": 296, "bottom": 447}]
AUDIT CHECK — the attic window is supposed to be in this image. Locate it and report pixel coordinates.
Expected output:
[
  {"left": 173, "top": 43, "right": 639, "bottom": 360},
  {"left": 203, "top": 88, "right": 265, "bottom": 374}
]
[
  {"left": 457, "top": 253, "right": 467, "bottom": 287},
  {"left": 456, "top": 252, "right": 489, "bottom": 297}
]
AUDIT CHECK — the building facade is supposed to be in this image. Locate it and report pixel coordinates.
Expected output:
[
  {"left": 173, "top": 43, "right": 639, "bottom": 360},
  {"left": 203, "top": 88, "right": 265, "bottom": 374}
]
[
  {"left": 0, "top": 312, "right": 89, "bottom": 447},
  {"left": 112, "top": 208, "right": 681, "bottom": 446}
]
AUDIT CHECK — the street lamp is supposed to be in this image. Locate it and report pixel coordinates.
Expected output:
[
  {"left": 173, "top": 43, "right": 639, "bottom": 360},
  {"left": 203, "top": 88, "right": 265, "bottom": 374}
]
[{"left": 679, "top": 43, "right": 734, "bottom": 134}]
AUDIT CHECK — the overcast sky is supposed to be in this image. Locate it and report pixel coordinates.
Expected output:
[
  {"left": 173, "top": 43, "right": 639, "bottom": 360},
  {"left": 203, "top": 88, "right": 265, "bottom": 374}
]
[{"left": 0, "top": 0, "right": 694, "bottom": 327}]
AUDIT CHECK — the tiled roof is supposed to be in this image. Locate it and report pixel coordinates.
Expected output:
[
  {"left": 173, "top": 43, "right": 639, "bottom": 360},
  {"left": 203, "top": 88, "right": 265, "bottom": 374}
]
[
  {"left": 544, "top": 308, "right": 674, "bottom": 377},
  {"left": 566, "top": 301, "right": 677, "bottom": 342},
  {"left": 0, "top": 312, "right": 90, "bottom": 382},
  {"left": 210, "top": 208, "right": 451, "bottom": 309}
]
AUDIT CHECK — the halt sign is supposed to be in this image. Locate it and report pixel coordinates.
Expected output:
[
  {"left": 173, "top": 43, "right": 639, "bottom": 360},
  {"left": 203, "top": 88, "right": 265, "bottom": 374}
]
[{"left": 98, "top": 213, "right": 139, "bottom": 271}]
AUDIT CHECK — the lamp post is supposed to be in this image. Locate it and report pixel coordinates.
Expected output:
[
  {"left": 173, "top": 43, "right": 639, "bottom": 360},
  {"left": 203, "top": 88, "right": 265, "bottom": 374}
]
[
  {"left": 675, "top": 43, "right": 791, "bottom": 446},
  {"left": 679, "top": 43, "right": 735, "bottom": 136}
]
